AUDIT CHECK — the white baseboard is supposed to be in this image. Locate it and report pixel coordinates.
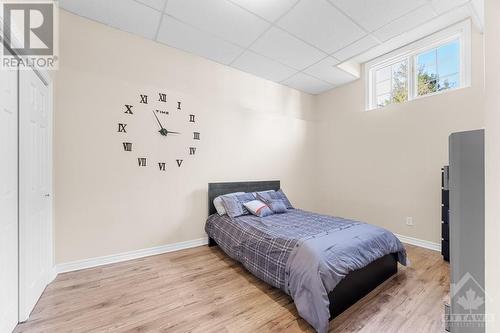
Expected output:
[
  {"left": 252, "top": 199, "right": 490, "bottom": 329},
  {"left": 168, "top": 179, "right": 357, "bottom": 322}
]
[
  {"left": 56, "top": 237, "right": 208, "bottom": 274},
  {"left": 55, "top": 234, "right": 439, "bottom": 274},
  {"left": 395, "top": 233, "right": 441, "bottom": 252}
]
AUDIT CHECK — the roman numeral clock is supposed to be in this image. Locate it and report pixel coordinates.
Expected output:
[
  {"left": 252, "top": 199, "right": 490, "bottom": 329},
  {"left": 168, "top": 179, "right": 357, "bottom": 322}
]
[{"left": 117, "top": 91, "right": 200, "bottom": 171}]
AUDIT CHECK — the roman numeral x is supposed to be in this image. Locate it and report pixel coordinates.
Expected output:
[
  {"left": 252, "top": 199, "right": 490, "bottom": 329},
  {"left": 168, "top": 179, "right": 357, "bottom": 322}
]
[{"left": 124, "top": 104, "right": 133, "bottom": 114}]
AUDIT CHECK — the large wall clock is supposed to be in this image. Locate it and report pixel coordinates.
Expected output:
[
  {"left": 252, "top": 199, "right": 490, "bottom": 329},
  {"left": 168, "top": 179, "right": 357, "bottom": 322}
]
[{"left": 117, "top": 90, "right": 200, "bottom": 171}]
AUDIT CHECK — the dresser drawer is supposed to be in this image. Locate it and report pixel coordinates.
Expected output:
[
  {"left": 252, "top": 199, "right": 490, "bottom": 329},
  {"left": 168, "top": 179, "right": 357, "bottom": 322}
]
[
  {"left": 442, "top": 189, "right": 449, "bottom": 207},
  {"left": 442, "top": 240, "right": 449, "bottom": 261},
  {"left": 442, "top": 206, "right": 449, "bottom": 223},
  {"left": 442, "top": 222, "right": 449, "bottom": 241}
]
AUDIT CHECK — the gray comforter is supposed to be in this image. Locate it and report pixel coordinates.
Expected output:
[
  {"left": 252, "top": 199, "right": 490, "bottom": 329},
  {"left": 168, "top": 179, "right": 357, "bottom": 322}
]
[{"left": 205, "top": 209, "right": 407, "bottom": 333}]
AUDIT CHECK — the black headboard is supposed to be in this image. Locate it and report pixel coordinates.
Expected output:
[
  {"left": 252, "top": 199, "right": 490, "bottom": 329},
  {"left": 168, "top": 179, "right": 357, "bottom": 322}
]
[{"left": 208, "top": 180, "right": 280, "bottom": 215}]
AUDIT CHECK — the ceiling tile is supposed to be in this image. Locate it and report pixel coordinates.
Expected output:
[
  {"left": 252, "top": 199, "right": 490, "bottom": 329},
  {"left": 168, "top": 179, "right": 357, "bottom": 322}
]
[
  {"left": 134, "top": 0, "right": 167, "bottom": 11},
  {"left": 58, "top": 0, "right": 111, "bottom": 24},
  {"left": 304, "top": 57, "right": 357, "bottom": 85},
  {"left": 277, "top": 0, "right": 365, "bottom": 53},
  {"left": 373, "top": 5, "right": 437, "bottom": 41},
  {"left": 332, "top": 35, "right": 379, "bottom": 61},
  {"left": 231, "top": 51, "right": 297, "bottom": 82},
  {"left": 107, "top": 0, "right": 162, "bottom": 39},
  {"left": 157, "top": 15, "right": 243, "bottom": 64},
  {"left": 281, "top": 73, "right": 334, "bottom": 94},
  {"left": 165, "top": 0, "right": 270, "bottom": 47},
  {"left": 431, "top": 0, "right": 469, "bottom": 14},
  {"left": 329, "top": 0, "right": 428, "bottom": 31},
  {"left": 229, "top": 0, "right": 299, "bottom": 22},
  {"left": 250, "top": 27, "right": 326, "bottom": 70}
]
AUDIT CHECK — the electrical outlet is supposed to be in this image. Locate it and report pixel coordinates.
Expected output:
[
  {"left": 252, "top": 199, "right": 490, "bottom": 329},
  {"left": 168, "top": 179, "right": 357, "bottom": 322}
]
[{"left": 406, "top": 217, "right": 414, "bottom": 226}]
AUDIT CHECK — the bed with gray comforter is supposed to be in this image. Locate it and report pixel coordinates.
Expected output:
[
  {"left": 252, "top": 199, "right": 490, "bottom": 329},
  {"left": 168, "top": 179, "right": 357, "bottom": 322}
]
[{"left": 205, "top": 209, "right": 407, "bottom": 333}]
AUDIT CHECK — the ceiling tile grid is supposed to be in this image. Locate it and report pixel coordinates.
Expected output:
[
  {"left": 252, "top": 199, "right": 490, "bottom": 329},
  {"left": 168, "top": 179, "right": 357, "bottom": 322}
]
[
  {"left": 231, "top": 50, "right": 297, "bottom": 82},
  {"left": 249, "top": 27, "right": 327, "bottom": 71},
  {"left": 276, "top": 0, "right": 365, "bottom": 54},
  {"left": 156, "top": 15, "right": 244, "bottom": 65},
  {"left": 58, "top": 0, "right": 478, "bottom": 95}
]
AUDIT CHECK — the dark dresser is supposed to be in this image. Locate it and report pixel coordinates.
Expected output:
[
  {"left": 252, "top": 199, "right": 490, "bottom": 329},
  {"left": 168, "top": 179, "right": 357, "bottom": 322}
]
[{"left": 441, "top": 166, "right": 450, "bottom": 262}]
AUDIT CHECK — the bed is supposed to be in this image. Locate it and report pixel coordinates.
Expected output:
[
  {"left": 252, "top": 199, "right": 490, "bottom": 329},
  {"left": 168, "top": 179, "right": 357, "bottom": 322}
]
[{"left": 205, "top": 180, "right": 407, "bottom": 333}]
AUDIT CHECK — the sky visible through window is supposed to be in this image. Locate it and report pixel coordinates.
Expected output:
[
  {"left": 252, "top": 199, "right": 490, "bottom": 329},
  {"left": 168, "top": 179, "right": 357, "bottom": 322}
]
[{"left": 417, "top": 39, "right": 460, "bottom": 96}]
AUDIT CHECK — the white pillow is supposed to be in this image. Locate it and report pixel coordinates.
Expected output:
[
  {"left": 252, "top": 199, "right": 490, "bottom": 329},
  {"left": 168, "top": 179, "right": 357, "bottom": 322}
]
[
  {"left": 213, "top": 192, "right": 244, "bottom": 215},
  {"left": 243, "top": 200, "right": 273, "bottom": 217}
]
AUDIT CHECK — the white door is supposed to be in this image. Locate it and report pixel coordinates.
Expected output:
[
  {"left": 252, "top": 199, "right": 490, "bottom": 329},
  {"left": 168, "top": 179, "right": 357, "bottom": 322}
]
[
  {"left": 0, "top": 64, "right": 19, "bottom": 332},
  {"left": 19, "top": 69, "right": 53, "bottom": 322}
]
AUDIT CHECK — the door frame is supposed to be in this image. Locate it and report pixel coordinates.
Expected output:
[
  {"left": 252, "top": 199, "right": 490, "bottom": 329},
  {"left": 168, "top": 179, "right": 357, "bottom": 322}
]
[
  {"left": 18, "top": 66, "right": 55, "bottom": 322},
  {"left": 0, "top": 41, "right": 20, "bottom": 333}
]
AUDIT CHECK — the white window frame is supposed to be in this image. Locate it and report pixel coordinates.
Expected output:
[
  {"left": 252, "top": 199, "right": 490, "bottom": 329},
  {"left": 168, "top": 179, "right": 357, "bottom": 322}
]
[{"left": 365, "top": 20, "right": 471, "bottom": 111}]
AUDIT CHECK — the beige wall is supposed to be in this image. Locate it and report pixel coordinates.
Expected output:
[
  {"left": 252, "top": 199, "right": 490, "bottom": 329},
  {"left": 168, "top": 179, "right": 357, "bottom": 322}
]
[
  {"left": 54, "top": 11, "right": 317, "bottom": 263},
  {"left": 314, "top": 29, "right": 485, "bottom": 244},
  {"left": 485, "top": 0, "right": 500, "bottom": 329}
]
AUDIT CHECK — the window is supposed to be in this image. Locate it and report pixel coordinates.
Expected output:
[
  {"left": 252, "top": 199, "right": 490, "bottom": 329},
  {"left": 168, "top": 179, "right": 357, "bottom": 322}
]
[{"left": 366, "top": 21, "right": 470, "bottom": 110}]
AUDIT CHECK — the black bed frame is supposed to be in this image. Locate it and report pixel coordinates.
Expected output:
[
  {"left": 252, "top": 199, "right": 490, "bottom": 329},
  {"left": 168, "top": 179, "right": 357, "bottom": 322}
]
[{"left": 207, "top": 180, "right": 398, "bottom": 320}]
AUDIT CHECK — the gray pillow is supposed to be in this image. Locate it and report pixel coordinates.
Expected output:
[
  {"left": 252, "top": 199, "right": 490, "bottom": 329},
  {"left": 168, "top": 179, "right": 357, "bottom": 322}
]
[
  {"left": 257, "top": 189, "right": 293, "bottom": 209},
  {"left": 221, "top": 193, "right": 256, "bottom": 218},
  {"left": 267, "top": 199, "right": 287, "bottom": 214},
  {"left": 213, "top": 192, "right": 244, "bottom": 215}
]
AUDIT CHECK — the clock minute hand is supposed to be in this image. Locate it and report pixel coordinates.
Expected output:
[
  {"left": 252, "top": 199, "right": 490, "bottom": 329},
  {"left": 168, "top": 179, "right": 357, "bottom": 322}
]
[{"left": 152, "top": 111, "right": 164, "bottom": 129}]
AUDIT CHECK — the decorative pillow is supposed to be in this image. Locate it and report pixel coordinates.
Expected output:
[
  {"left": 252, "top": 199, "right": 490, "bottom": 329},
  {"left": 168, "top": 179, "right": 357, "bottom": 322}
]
[
  {"left": 243, "top": 200, "right": 273, "bottom": 217},
  {"left": 257, "top": 189, "right": 293, "bottom": 209},
  {"left": 253, "top": 190, "right": 275, "bottom": 197},
  {"left": 213, "top": 192, "right": 244, "bottom": 215},
  {"left": 221, "top": 193, "right": 256, "bottom": 218},
  {"left": 266, "top": 199, "right": 287, "bottom": 214}
]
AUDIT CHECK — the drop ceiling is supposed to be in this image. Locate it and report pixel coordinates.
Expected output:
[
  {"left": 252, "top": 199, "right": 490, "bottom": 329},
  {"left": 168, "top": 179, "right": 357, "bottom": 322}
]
[{"left": 57, "top": 0, "right": 483, "bottom": 95}]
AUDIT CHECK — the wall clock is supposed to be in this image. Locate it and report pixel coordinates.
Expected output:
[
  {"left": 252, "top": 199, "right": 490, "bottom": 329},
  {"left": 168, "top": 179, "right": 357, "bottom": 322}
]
[{"left": 117, "top": 91, "right": 200, "bottom": 171}]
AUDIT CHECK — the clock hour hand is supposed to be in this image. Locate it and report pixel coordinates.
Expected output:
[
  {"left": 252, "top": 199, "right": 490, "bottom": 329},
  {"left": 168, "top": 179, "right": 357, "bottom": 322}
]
[{"left": 159, "top": 128, "right": 180, "bottom": 136}]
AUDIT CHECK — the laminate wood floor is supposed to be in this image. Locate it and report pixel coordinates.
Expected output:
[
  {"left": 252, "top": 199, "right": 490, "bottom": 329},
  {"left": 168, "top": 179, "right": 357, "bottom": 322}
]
[{"left": 14, "top": 244, "right": 449, "bottom": 333}]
